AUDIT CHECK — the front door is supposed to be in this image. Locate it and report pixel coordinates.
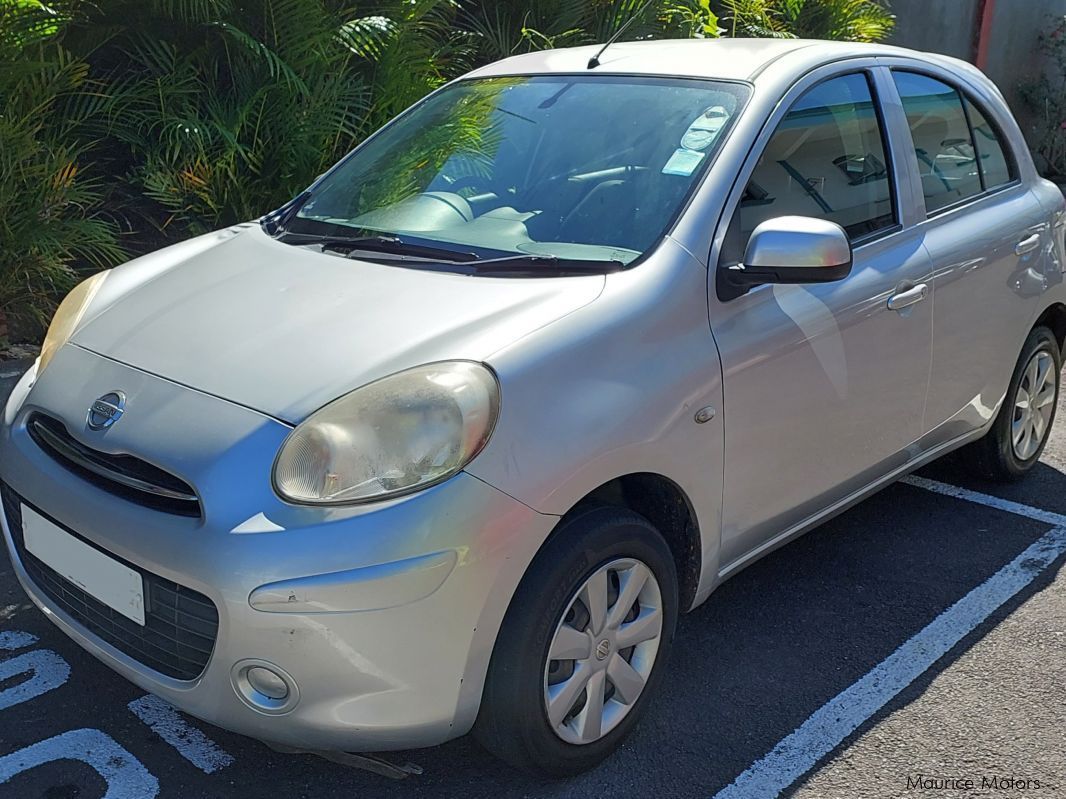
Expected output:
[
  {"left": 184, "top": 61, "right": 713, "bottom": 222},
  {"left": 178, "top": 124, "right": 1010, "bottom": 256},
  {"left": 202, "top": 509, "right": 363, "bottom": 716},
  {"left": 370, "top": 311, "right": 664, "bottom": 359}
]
[{"left": 709, "top": 68, "right": 933, "bottom": 569}]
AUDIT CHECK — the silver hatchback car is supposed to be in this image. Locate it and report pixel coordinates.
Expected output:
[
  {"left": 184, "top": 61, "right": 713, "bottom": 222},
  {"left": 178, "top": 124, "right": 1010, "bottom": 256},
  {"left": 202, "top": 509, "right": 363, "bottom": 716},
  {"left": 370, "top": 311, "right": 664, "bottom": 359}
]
[{"left": 2, "top": 39, "right": 1064, "bottom": 777}]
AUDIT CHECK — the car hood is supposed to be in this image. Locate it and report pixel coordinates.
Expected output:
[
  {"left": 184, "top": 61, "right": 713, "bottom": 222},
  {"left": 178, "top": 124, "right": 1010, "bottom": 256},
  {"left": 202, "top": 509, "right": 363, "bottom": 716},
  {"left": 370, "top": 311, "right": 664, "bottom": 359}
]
[{"left": 73, "top": 226, "right": 604, "bottom": 423}]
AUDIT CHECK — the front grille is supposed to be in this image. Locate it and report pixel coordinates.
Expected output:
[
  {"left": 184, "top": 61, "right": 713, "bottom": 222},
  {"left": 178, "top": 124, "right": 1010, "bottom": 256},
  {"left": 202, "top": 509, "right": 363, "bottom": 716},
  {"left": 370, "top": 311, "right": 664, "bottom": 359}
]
[
  {"left": 27, "top": 413, "right": 201, "bottom": 517},
  {"left": 2, "top": 484, "right": 218, "bottom": 681}
]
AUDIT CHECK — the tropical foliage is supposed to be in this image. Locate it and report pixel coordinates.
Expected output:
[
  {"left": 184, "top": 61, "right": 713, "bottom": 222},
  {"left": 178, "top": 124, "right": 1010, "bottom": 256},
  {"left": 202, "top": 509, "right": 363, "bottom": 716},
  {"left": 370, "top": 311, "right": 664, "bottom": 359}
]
[
  {"left": 0, "top": 0, "right": 123, "bottom": 339},
  {"left": 0, "top": 0, "right": 895, "bottom": 343},
  {"left": 717, "top": 0, "right": 894, "bottom": 41},
  {"left": 1020, "top": 15, "right": 1066, "bottom": 179}
]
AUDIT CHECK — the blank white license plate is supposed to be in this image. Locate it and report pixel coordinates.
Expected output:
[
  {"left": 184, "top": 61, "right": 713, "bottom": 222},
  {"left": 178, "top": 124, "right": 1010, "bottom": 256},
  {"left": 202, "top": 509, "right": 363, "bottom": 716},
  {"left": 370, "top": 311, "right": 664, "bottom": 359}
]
[{"left": 22, "top": 505, "right": 145, "bottom": 625}]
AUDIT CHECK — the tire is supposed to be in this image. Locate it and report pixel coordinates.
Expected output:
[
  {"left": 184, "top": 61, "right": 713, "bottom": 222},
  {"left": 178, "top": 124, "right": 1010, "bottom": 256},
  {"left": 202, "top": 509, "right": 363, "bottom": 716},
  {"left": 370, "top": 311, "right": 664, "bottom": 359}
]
[
  {"left": 965, "top": 326, "right": 1061, "bottom": 482},
  {"left": 473, "top": 504, "right": 679, "bottom": 778}
]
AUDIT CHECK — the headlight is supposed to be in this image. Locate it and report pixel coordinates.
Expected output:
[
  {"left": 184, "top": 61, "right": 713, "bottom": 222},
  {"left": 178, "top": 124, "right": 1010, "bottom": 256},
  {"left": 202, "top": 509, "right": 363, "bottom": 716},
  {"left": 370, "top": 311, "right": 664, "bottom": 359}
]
[
  {"left": 273, "top": 361, "right": 500, "bottom": 505},
  {"left": 38, "top": 271, "right": 110, "bottom": 374}
]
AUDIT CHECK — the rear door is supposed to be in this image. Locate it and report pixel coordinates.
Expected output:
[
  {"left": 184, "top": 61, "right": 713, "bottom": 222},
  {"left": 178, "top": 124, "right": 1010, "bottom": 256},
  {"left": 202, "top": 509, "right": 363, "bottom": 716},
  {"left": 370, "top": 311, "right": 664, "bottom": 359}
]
[
  {"left": 882, "top": 64, "right": 1052, "bottom": 445},
  {"left": 708, "top": 63, "right": 934, "bottom": 570}
]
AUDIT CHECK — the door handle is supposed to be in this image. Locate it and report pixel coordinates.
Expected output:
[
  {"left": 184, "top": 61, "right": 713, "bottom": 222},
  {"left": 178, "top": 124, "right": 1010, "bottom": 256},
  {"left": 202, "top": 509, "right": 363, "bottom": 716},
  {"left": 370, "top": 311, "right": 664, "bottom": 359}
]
[
  {"left": 887, "top": 283, "right": 929, "bottom": 311},
  {"left": 1015, "top": 233, "right": 1041, "bottom": 255}
]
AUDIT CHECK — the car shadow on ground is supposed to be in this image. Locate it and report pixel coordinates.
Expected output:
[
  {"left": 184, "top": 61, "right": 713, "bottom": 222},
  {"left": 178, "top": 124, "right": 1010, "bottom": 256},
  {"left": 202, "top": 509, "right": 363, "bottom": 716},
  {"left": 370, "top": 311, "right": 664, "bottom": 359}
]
[{"left": 920, "top": 455, "right": 1066, "bottom": 516}]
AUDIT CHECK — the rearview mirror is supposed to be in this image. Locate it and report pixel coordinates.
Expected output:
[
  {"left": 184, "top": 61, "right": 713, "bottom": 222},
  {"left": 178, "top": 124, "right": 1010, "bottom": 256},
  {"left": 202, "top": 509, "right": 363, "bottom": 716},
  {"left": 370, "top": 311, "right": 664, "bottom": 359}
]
[{"left": 722, "top": 216, "right": 852, "bottom": 296}]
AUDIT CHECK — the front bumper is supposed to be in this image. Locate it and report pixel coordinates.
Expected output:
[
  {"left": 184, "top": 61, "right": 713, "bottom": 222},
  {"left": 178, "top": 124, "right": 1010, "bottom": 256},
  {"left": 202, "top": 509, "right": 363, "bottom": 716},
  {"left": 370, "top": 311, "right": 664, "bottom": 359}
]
[{"left": 0, "top": 345, "right": 557, "bottom": 751}]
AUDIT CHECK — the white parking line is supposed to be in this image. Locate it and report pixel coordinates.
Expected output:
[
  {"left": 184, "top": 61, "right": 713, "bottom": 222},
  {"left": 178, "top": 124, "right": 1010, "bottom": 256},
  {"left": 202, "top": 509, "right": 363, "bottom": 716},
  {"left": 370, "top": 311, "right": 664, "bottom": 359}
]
[
  {"left": 0, "top": 728, "right": 158, "bottom": 799},
  {"left": 0, "top": 630, "right": 37, "bottom": 651},
  {"left": 128, "top": 694, "right": 234, "bottom": 774},
  {"left": 0, "top": 650, "right": 70, "bottom": 711},
  {"left": 901, "top": 475, "right": 1066, "bottom": 527},
  {"left": 712, "top": 480, "right": 1066, "bottom": 799},
  {"left": 0, "top": 605, "right": 22, "bottom": 622}
]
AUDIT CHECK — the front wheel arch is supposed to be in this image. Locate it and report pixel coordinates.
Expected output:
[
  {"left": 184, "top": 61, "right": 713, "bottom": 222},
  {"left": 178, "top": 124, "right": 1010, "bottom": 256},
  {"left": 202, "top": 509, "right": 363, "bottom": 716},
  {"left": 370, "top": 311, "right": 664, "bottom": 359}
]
[
  {"left": 561, "top": 472, "right": 701, "bottom": 612},
  {"left": 473, "top": 504, "right": 680, "bottom": 776}
]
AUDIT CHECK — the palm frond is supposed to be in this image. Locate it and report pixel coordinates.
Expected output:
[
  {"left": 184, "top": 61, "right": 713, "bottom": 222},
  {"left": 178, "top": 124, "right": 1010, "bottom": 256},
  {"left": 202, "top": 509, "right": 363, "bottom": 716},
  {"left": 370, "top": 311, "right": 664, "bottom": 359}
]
[{"left": 210, "top": 21, "right": 311, "bottom": 95}]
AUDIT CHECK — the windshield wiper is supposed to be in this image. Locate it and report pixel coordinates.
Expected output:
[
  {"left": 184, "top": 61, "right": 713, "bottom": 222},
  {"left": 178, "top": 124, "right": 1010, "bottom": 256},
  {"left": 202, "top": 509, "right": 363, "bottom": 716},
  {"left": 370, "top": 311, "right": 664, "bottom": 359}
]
[
  {"left": 276, "top": 231, "right": 624, "bottom": 275},
  {"left": 276, "top": 231, "right": 479, "bottom": 262},
  {"left": 462, "top": 254, "right": 626, "bottom": 275}
]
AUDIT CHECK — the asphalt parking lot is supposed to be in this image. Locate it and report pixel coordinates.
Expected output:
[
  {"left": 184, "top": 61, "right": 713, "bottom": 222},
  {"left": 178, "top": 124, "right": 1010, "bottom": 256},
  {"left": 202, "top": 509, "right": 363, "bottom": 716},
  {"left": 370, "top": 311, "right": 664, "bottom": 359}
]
[{"left": 0, "top": 358, "right": 1063, "bottom": 799}]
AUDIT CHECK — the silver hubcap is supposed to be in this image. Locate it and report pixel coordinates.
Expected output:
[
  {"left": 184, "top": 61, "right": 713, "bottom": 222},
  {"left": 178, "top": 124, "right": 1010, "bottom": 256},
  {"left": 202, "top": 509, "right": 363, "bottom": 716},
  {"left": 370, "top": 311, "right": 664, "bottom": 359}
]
[
  {"left": 543, "top": 558, "right": 663, "bottom": 745},
  {"left": 1012, "top": 350, "right": 1057, "bottom": 461}
]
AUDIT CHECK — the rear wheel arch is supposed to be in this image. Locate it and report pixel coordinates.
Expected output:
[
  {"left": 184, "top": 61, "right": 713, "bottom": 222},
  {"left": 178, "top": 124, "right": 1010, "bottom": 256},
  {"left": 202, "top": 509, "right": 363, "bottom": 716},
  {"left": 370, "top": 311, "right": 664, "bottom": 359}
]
[
  {"left": 964, "top": 324, "right": 1061, "bottom": 481},
  {"left": 1034, "top": 302, "right": 1066, "bottom": 355}
]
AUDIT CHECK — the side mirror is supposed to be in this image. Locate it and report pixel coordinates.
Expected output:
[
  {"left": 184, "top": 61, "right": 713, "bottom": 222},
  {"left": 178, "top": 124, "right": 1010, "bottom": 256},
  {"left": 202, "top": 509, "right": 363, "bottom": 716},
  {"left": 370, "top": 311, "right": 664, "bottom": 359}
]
[{"left": 722, "top": 216, "right": 853, "bottom": 296}]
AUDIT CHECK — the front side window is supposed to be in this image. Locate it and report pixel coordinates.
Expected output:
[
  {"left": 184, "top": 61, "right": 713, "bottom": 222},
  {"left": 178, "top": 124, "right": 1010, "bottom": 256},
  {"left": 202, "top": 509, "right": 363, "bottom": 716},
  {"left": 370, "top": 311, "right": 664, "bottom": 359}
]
[
  {"left": 892, "top": 71, "right": 984, "bottom": 213},
  {"left": 736, "top": 72, "right": 896, "bottom": 242},
  {"left": 285, "top": 76, "right": 750, "bottom": 270}
]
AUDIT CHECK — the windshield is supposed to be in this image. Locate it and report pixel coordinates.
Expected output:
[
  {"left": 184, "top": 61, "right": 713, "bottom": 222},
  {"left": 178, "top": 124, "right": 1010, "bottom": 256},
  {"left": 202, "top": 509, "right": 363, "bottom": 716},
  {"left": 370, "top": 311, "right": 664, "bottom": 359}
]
[{"left": 286, "top": 75, "right": 749, "bottom": 269}]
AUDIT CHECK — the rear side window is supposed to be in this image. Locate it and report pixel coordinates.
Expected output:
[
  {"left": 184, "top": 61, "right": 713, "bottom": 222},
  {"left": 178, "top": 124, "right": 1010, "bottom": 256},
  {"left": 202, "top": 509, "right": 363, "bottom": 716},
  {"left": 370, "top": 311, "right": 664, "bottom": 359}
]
[
  {"left": 737, "top": 72, "right": 896, "bottom": 241},
  {"left": 965, "top": 98, "right": 1014, "bottom": 189},
  {"left": 892, "top": 72, "right": 989, "bottom": 213}
]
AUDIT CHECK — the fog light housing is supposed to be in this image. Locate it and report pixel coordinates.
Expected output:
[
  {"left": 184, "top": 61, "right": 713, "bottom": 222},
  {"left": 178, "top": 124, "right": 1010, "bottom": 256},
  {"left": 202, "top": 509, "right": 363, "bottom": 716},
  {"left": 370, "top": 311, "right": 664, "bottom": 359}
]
[
  {"left": 247, "top": 667, "right": 288, "bottom": 700},
  {"left": 232, "top": 659, "right": 299, "bottom": 714}
]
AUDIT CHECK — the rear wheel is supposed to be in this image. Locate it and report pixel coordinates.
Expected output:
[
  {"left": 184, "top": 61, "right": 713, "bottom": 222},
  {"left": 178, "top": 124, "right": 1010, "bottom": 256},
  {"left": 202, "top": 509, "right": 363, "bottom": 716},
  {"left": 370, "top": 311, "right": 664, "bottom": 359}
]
[
  {"left": 965, "top": 326, "right": 1061, "bottom": 481},
  {"left": 473, "top": 505, "right": 678, "bottom": 777}
]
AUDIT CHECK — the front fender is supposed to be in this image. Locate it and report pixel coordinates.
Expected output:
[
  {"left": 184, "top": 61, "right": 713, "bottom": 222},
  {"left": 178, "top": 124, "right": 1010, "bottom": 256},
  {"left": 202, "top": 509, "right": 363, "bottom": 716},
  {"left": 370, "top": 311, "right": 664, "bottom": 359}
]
[{"left": 468, "top": 241, "right": 726, "bottom": 602}]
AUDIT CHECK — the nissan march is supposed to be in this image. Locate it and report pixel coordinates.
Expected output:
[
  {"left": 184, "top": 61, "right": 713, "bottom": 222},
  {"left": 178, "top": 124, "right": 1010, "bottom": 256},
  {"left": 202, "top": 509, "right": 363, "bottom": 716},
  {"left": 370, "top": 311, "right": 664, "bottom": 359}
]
[{"left": 2, "top": 38, "right": 1064, "bottom": 777}]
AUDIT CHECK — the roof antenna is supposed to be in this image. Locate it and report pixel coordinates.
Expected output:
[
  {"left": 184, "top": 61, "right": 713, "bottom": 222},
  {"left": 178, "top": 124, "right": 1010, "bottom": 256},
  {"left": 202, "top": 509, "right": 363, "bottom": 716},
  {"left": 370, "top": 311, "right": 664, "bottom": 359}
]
[{"left": 587, "top": 0, "right": 656, "bottom": 69}]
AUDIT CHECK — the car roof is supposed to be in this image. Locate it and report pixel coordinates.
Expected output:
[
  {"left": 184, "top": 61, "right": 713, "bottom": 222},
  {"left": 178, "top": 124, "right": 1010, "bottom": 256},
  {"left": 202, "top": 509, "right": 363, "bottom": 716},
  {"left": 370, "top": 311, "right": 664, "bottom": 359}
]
[{"left": 464, "top": 38, "right": 941, "bottom": 83}]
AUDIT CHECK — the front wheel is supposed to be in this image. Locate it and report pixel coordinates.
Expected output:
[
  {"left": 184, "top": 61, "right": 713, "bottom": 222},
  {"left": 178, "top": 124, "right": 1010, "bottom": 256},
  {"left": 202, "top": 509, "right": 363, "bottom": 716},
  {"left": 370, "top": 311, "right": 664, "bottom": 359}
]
[
  {"left": 473, "top": 505, "right": 678, "bottom": 777},
  {"left": 965, "top": 326, "right": 1061, "bottom": 481}
]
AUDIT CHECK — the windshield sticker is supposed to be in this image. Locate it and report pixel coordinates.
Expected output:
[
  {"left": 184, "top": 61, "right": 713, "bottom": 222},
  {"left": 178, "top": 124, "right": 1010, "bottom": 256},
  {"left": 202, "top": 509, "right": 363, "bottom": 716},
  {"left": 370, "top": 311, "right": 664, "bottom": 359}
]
[
  {"left": 681, "top": 106, "right": 730, "bottom": 151},
  {"left": 662, "top": 148, "right": 706, "bottom": 177}
]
